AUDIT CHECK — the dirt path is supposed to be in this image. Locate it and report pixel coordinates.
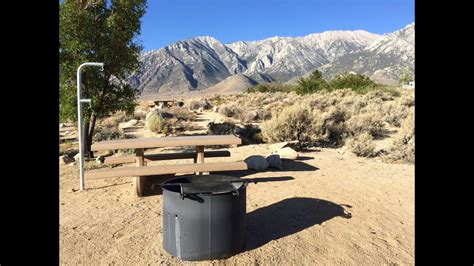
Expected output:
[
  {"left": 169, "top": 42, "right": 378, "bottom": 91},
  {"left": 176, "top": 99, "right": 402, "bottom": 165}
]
[{"left": 60, "top": 142, "right": 414, "bottom": 264}]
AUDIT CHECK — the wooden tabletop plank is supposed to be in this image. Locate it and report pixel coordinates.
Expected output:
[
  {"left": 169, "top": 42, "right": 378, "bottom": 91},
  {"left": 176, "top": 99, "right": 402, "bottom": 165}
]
[{"left": 91, "top": 135, "right": 241, "bottom": 151}]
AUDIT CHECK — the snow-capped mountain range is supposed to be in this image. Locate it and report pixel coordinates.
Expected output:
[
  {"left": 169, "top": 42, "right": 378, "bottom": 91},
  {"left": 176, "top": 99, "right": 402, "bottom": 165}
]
[{"left": 130, "top": 23, "right": 414, "bottom": 95}]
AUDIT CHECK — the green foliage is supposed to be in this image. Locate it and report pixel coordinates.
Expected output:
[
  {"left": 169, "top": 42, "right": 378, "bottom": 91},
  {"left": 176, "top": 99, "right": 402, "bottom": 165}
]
[
  {"left": 295, "top": 70, "right": 329, "bottom": 94},
  {"left": 146, "top": 113, "right": 167, "bottom": 133},
  {"left": 329, "top": 72, "right": 377, "bottom": 93},
  {"left": 59, "top": 0, "right": 147, "bottom": 147},
  {"left": 247, "top": 83, "right": 294, "bottom": 93}
]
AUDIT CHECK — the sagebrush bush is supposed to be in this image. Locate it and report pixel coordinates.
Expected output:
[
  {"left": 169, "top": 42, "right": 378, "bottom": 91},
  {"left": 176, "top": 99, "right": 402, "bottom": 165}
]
[
  {"left": 218, "top": 103, "right": 244, "bottom": 119},
  {"left": 316, "top": 106, "right": 348, "bottom": 145},
  {"left": 389, "top": 110, "right": 414, "bottom": 163},
  {"left": 382, "top": 102, "right": 409, "bottom": 127},
  {"left": 346, "top": 112, "right": 385, "bottom": 137},
  {"left": 207, "top": 122, "right": 237, "bottom": 135},
  {"left": 262, "top": 104, "right": 316, "bottom": 145},
  {"left": 188, "top": 98, "right": 213, "bottom": 110},
  {"left": 93, "top": 126, "right": 123, "bottom": 142},
  {"left": 167, "top": 106, "right": 195, "bottom": 121},
  {"left": 346, "top": 132, "right": 377, "bottom": 157},
  {"left": 146, "top": 112, "right": 167, "bottom": 133}
]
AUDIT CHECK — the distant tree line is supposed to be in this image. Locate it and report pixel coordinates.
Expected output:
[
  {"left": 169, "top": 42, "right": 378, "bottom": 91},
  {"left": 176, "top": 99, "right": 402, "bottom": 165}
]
[{"left": 247, "top": 70, "right": 399, "bottom": 95}]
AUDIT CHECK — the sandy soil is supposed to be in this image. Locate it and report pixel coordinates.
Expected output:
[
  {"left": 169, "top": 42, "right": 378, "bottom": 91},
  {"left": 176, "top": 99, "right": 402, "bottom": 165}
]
[{"left": 60, "top": 112, "right": 414, "bottom": 265}]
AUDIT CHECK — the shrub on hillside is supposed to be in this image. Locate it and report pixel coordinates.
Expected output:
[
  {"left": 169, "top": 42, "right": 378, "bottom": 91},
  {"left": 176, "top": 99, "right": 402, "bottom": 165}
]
[
  {"left": 167, "top": 106, "right": 196, "bottom": 121},
  {"left": 262, "top": 104, "right": 316, "bottom": 145},
  {"left": 346, "top": 132, "right": 377, "bottom": 157},
  {"left": 247, "top": 82, "right": 294, "bottom": 93},
  {"left": 389, "top": 110, "right": 414, "bottom": 163},
  {"left": 346, "top": 112, "right": 385, "bottom": 137},
  {"left": 93, "top": 126, "right": 123, "bottom": 142},
  {"left": 218, "top": 103, "right": 244, "bottom": 119},
  {"left": 146, "top": 112, "right": 167, "bottom": 133},
  {"left": 315, "top": 107, "right": 348, "bottom": 145},
  {"left": 207, "top": 122, "right": 237, "bottom": 135},
  {"left": 295, "top": 70, "right": 329, "bottom": 94},
  {"left": 188, "top": 98, "right": 213, "bottom": 110},
  {"left": 329, "top": 72, "right": 377, "bottom": 93}
]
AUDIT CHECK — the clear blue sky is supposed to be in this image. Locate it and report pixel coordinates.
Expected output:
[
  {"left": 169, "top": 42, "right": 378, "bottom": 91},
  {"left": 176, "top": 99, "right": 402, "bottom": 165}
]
[{"left": 138, "top": 0, "right": 414, "bottom": 51}]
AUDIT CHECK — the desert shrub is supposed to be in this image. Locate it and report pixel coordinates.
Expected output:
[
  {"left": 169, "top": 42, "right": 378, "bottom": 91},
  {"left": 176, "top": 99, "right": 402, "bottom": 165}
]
[
  {"left": 315, "top": 107, "right": 348, "bottom": 145},
  {"left": 256, "top": 109, "right": 272, "bottom": 120},
  {"left": 218, "top": 103, "right": 244, "bottom": 119},
  {"left": 382, "top": 102, "right": 409, "bottom": 127},
  {"left": 247, "top": 82, "right": 294, "bottom": 93},
  {"left": 235, "top": 124, "right": 263, "bottom": 144},
  {"left": 346, "top": 132, "right": 377, "bottom": 157},
  {"left": 146, "top": 112, "right": 167, "bottom": 133},
  {"left": 399, "top": 92, "right": 415, "bottom": 107},
  {"left": 167, "top": 106, "right": 196, "bottom": 121},
  {"left": 110, "top": 111, "right": 133, "bottom": 124},
  {"left": 389, "top": 110, "right": 414, "bottom": 163},
  {"left": 188, "top": 98, "right": 213, "bottom": 111},
  {"left": 262, "top": 104, "right": 316, "bottom": 145},
  {"left": 93, "top": 126, "right": 123, "bottom": 142},
  {"left": 295, "top": 70, "right": 330, "bottom": 94},
  {"left": 207, "top": 122, "right": 237, "bottom": 135},
  {"left": 346, "top": 112, "right": 385, "bottom": 137},
  {"left": 329, "top": 72, "right": 377, "bottom": 93},
  {"left": 133, "top": 109, "right": 147, "bottom": 120}
]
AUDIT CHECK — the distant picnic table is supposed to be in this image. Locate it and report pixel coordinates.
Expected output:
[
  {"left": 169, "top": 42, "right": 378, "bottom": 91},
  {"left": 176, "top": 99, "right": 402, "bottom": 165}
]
[{"left": 86, "top": 135, "right": 247, "bottom": 196}]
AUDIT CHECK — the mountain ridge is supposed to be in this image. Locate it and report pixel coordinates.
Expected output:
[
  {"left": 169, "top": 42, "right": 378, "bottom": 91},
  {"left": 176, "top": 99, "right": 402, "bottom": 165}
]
[{"left": 131, "top": 23, "right": 414, "bottom": 95}]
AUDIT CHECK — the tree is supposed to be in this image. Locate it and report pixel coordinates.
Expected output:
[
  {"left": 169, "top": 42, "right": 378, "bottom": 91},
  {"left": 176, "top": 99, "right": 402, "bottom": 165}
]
[
  {"left": 329, "top": 72, "right": 377, "bottom": 93},
  {"left": 295, "top": 70, "right": 329, "bottom": 94},
  {"left": 60, "top": 0, "right": 147, "bottom": 156}
]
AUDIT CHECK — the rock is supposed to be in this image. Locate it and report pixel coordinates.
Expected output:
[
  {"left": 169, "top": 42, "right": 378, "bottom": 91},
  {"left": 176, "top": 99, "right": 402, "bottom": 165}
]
[
  {"left": 67, "top": 161, "right": 76, "bottom": 166},
  {"left": 266, "top": 154, "right": 283, "bottom": 170},
  {"left": 244, "top": 155, "right": 269, "bottom": 171},
  {"left": 59, "top": 155, "right": 74, "bottom": 165},
  {"left": 270, "top": 141, "right": 299, "bottom": 151},
  {"left": 198, "top": 107, "right": 204, "bottom": 113},
  {"left": 213, "top": 106, "right": 219, "bottom": 113},
  {"left": 274, "top": 147, "right": 299, "bottom": 160},
  {"left": 128, "top": 119, "right": 138, "bottom": 126},
  {"left": 271, "top": 142, "right": 289, "bottom": 151},
  {"left": 73, "top": 153, "right": 81, "bottom": 161},
  {"left": 119, "top": 119, "right": 138, "bottom": 130},
  {"left": 59, "top": 123, "right": 64, "bottom": 128}
]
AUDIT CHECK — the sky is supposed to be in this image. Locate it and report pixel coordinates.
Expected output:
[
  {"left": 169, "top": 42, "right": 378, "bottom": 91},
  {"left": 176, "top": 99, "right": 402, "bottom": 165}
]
[{"left": 138, "top": 0, "right": 414, "bottom": 51}]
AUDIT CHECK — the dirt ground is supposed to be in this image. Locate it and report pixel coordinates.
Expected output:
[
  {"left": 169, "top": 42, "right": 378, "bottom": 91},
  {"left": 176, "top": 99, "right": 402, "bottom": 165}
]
[{"left": 60, "top": 141, "right": 414, "bottom": 265}]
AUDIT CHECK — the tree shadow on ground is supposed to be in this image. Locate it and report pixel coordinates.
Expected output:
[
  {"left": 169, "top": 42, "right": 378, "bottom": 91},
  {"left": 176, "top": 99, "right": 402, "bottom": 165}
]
[{"left": 245, "top": 197, "right": 352, "bottom": 251}]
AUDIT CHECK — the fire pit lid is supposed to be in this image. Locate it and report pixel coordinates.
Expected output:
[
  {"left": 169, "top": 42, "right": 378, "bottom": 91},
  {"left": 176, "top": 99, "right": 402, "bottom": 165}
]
[{"left": 161, "top": 175, "right": 245, "bottom": 196}]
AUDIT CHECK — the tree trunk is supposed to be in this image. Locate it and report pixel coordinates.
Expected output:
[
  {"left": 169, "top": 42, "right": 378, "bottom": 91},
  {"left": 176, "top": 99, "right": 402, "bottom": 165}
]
[
  {"left": 83, "top": 115, "right": 93, "bottom": 159},
  {"left": 87, "top": 113, "right": 98, "bottom": 158}
]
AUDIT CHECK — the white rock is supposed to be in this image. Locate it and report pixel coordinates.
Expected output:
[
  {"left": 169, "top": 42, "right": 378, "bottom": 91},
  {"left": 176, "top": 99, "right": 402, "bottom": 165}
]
[
  {"left": 266, "top": 154, "right": 283, "bottom": 170},
  {"left": 73, "top": 153, "right": 81, "bottom": 161},
  {"left": 198, "top": 107, "right": 204, "bottom": 113},
  {"left": 274, "top": 147, "right": 299, "bottom": 160},
  {"left": 213, "top": 106, "right": 219, "bottom": 112},
  {"left": 271, "top": 142, "right": 289, "bottom": 151},
  {"left": 244, "top": 155, "right": 269, "bottom": 171}
]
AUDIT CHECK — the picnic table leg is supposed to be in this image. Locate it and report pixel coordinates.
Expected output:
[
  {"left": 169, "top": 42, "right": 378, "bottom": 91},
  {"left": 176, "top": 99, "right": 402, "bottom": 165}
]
[
  {"left": 195, "top": 145, "right": 204, "bottom": 175},
  {"left": 134, "top": 149, "right": 146, "bottom": 197}
]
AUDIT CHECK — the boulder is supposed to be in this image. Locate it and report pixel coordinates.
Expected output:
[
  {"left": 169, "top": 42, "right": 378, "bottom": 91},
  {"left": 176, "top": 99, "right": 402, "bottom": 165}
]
[
  {"left": 73, "top": 153, "right": 81, "bottom": 162},
  {"left": 198, "top": 107, "right": 204, "bottom": 113},
  {"left": 213, "top": 106, "right": 219, "bottom": 113},
  {"left": 244, "top": 155, "right": 269, "bottom": 171},
  {"left": 274, "top": 147, "right": 299, "bottom": 160},
  {"left": 266, "top": 154, "right": 283, "bottom": 170},
  {"left": 59, "top": 155, "right": 74, "bottom": 165}
]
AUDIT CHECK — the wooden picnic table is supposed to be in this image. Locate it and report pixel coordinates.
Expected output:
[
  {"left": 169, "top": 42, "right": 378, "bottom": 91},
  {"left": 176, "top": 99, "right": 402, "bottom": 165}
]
[{"left": 87, "top": 135, "right": 246, "bottom": 196}]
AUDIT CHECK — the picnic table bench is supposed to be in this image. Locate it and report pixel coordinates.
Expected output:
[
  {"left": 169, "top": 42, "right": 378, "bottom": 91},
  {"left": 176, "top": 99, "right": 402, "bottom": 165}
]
[{"left": 86, "top": 135, "right": 247, "bottom": 196}]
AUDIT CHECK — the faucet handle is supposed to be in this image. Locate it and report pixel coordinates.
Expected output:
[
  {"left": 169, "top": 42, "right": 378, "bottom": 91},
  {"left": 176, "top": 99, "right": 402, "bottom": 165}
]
[{"left": 80, "top": 99, "right": 92, "bottom": 106}]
